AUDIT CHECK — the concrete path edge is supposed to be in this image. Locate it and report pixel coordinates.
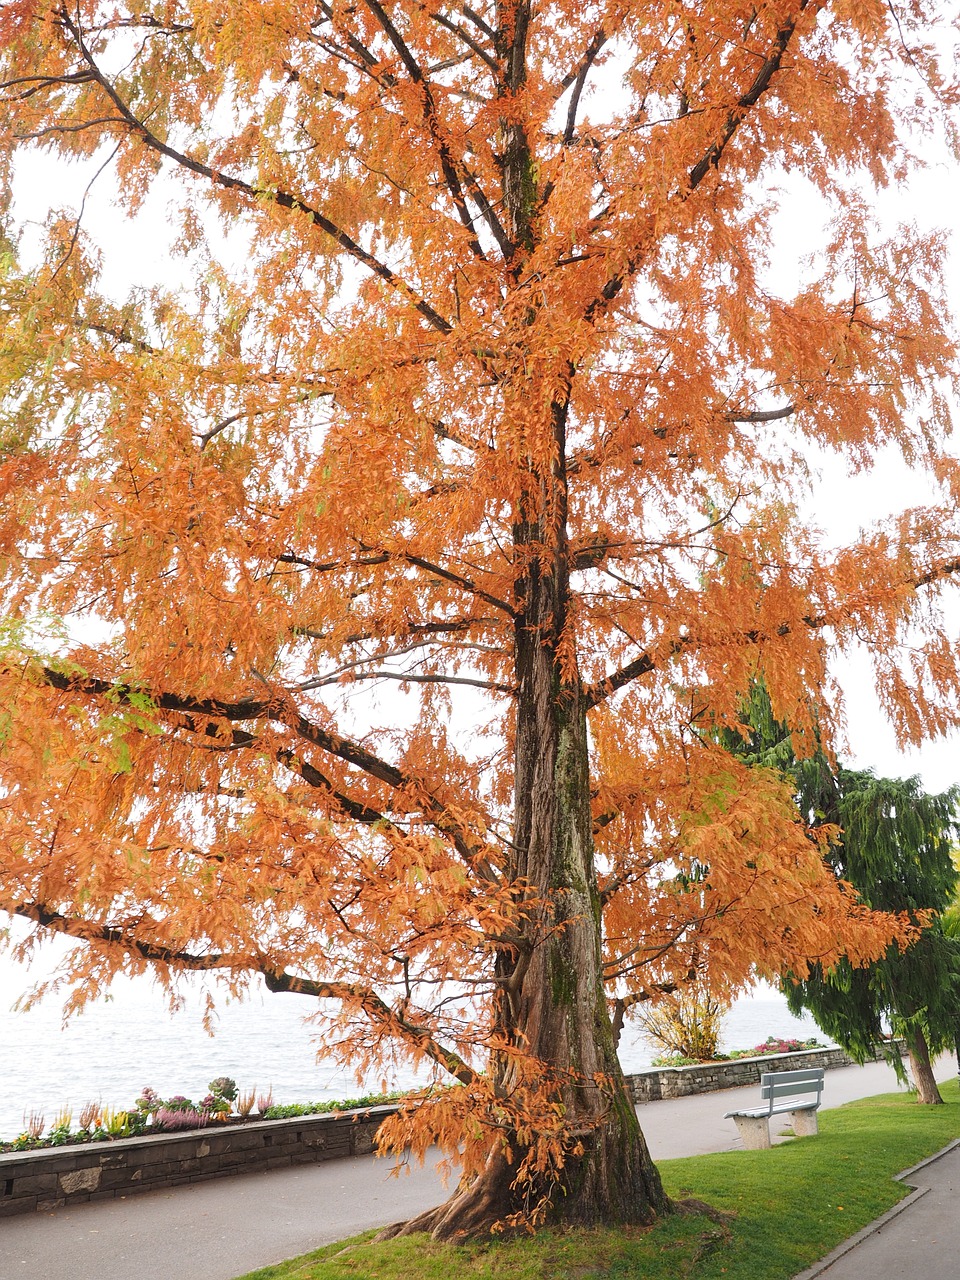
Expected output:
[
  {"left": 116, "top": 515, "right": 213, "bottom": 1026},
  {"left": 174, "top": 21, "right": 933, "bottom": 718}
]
[{"left": 792, "top": 1137, "right": 960, "bottom": 1280}]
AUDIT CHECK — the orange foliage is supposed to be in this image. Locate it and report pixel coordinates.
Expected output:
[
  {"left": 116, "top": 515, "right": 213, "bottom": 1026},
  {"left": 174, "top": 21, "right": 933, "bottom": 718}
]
[{"left": 0, "top": 0, "right": 958, "bottom": 1230}]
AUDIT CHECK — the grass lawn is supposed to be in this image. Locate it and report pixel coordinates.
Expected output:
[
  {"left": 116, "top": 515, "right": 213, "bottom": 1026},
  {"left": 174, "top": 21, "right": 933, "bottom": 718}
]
[{"left": 235, "top": 1079, "right": 960, "bottom": 1280}]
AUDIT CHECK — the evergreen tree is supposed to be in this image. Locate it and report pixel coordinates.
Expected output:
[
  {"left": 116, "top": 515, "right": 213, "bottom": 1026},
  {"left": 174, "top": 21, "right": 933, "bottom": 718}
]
[{"left": 724, "top": 686, "right": 960, "bottom": 1103}]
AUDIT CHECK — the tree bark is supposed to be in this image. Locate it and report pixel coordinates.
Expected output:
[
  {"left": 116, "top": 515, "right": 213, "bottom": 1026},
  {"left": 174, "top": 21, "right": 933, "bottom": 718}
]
[
  {"left": 386, "top": 392, "right": 669, "bottom": 1239},
  {"left": 388, "top": 605, "right": 670, "bottom": 1238},
  {"left": 903, "top": 1025, "right": 944, "bottom": 1104}
]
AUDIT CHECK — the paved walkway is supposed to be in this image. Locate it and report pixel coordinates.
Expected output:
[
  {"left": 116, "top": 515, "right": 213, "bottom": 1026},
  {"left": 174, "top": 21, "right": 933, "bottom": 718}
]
[
  {"left": 794, "top": 1137, "right": 960, "bottom": 1280},
  {"left": 0, "top": 1057, "right": 955, "bottom": 1280}
]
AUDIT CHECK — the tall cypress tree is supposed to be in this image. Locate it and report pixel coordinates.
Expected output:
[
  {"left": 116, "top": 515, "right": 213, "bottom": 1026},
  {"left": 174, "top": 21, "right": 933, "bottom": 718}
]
[{"left": 723, "top": 685, "right": 960, "bottom": 1103}]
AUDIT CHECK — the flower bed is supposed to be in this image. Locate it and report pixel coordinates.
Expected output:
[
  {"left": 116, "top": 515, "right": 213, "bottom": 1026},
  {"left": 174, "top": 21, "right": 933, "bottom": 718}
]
[
  {"left": 727, "top": 1036, "right": 825, "bottom": 1059},
  {"left": 0, "top": 1077, "right": 404, "bottom": 1156},
  {"left": 650, "top": 1036, "right": 825, "bottom": 1068}
]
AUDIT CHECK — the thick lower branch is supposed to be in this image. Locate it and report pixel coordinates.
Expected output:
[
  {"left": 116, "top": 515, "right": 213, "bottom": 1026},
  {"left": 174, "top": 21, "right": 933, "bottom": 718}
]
[
  {"left": 26, "top": 662, "right": 500, "bottom": 882},
  {"left": 8, "top": 900, "right": 479, "bottom": 1085}
]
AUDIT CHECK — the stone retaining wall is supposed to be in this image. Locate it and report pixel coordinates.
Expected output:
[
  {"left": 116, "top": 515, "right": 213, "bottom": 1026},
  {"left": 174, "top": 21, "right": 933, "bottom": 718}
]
[
  {"left": 1, "top": 1044, "right": 906, "bottom": 1218},
  {"left": 624, "top": 1042, "right": 901, "bottom": 1102},
  {"left": 0, "top": 1104, "right": 400, "bottom": 1219}
]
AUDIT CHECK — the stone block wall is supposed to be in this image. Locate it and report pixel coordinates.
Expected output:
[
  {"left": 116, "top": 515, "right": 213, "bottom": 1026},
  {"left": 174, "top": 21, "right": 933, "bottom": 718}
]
[
  {"left": 0, "top": 1104, "right": 399, "bottom": 1218},
  {"left": 624, "top": 1042, "right": 902, "bottom": 1102}
]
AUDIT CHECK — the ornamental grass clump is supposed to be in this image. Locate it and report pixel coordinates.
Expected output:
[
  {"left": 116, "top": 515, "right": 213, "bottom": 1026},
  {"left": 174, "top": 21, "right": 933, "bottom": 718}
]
[
  {"left": 48, "top": 1108, "right": 73, "bottom": 1146},
  {"left": 97, "top": 1108, "right": 135, "bottom": 1139},
  {"left": 79, "top": 1101, "right": 100, "bottom": 1130},
  {"left": 23, "top": 1109, "right": 44, "bottom": 1140}
]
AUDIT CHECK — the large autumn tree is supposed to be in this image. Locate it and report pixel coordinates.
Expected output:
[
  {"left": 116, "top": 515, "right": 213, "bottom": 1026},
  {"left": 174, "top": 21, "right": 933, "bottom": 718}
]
[{"left": 0, "top": 0, "right": 958, "bottom": 1236}]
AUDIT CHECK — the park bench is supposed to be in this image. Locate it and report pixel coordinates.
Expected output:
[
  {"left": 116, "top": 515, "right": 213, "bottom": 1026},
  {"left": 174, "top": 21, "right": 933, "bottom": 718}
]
[{"left": 725, "top": 1067, "right": 825, "bottom": 1150}]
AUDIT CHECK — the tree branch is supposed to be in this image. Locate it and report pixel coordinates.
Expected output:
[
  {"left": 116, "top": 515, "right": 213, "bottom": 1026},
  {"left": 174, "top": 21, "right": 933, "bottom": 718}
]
[
  {"left": 687, "top": 5, "right": 812, "bottom": 189},
  {"left": 9, "top": 900, "right": 478, "bottom": 1085},
  {"left": 561, "top": 28, "right": 607, "bottom": 145},
  {"left": 261, "top": 966, "right": 479, "bottom": 1083},
  {"left": 278, "top": 550, "right": 391, "bottom": 575},
  {"left": 362, "top": 545, "right": 517, "bottom": 616},
  {"left": 583, "top": 4, "right": 811, "bottom": 326},
  {"left": 724, "top": 402, "right": 796, "bottom": 424},
  {"left": 275, "top": 748, "right": 393, "bottom": 825},
  {"left": 292, "top": 617, "right": 496, "bottom": 646},
  {"left": 610, "top": 980, "right": 699, "bottom": 1047},
  {"left": 358, "top": 0, "right": 509, "bottom": 258},
  {"left": 912, "top": 557, "right": 960, "bottom": 590},
  {"left": 279, "top": 545, "right": 515, "bottom": 616},
  {"left": 430, "top": 11, "right": 498, "bottom": 73},
  {"left": 584, "top": 649, "right": 660, "bottom": 709},
  {"left": 301, "top": 669, "right": 515, "bottom": 694},
  {"left": 59, "top": 7, "right": 454, "bottom": 334},
  {"left": 461, "top": 5, "right": 496, "bottom": 41},
  {"left": 28, "top": 664, "right": 501, "bottom": 882},
  {"left": 87, "top": 322, "right": 158, "bottom": 354}
]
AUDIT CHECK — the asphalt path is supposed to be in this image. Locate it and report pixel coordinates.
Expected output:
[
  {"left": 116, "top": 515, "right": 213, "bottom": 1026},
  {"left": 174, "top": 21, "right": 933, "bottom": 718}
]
[
  {"left": 793, "top": 1139, "right": 960, "bottom": 1280},
  {"left": 0, "top": 1057, "right": 953, "bottom": 1280}
]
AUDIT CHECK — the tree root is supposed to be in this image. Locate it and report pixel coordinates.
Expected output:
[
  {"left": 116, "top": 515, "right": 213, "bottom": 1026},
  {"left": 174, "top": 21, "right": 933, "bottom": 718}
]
[
  {"left": 376, "top": 1135, "right": 673, "bottom": 1242},
  {"left": 670, "top": 1196, "right": 735, "bottom": 1226},
  {"left": 375, "top": 1149, "right": 517, "bottom": 1242}
]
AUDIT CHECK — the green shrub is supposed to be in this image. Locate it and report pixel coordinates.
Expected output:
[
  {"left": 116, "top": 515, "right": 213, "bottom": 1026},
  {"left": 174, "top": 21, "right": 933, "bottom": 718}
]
[{"left": 261, "top": 1090, "right": 404, "bottom": 1120}]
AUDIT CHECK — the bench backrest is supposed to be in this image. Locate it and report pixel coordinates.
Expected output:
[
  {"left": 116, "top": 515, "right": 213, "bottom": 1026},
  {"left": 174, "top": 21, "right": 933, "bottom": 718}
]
[{"left": 759, "top": 1069, "right": 824, "bottom": 1115}]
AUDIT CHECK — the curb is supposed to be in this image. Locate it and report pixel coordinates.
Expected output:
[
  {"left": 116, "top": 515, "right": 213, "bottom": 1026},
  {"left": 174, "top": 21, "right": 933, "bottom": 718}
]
[{"left": 793, "top": 1139, "right": 960, "bottom": 1279}]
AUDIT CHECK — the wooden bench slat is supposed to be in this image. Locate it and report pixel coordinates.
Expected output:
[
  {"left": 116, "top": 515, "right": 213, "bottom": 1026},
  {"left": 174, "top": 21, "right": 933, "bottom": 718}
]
[
  {"left": 763, "top": 1080, "right": 822, "bottom": 1101},
  {"left": 730, "top": 1100, "right": 819, "bottom": 1118}
]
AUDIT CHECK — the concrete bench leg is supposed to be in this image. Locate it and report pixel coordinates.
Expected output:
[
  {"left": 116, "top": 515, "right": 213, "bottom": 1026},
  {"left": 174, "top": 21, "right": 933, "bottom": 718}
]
[
  {"left": 789, "top": 1108, "right": 819, "bottom": 1138},
  {"left": 732, "top": 1115, "right": 771, "bottom": 1150}
]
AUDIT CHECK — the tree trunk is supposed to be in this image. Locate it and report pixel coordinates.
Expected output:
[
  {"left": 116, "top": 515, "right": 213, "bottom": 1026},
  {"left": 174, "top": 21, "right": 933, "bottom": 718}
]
[
  {"left": 391, "top": 634, "right": 669, "bottom": 1238},
  {"left": 903, "top": 1025, "right": 944, "bottom": 1104},
  {"left": 388, "top": 396, "right": 669, "bottom": 1238},
  {"left": 500, "top": 626, "right": 668, "bottom": 1229}
]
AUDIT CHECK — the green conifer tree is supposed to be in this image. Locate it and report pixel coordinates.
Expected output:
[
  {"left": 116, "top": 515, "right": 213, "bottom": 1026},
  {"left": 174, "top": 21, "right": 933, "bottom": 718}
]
[{"left": 723, "top": 684, "right": 960, "bottom": 1103}]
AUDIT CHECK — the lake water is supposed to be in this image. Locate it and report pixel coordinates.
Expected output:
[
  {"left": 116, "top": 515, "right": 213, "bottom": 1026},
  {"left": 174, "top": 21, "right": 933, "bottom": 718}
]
[{"left": 0, "top": 954, "right": 822, "bottom": 1141}]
